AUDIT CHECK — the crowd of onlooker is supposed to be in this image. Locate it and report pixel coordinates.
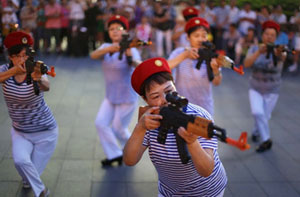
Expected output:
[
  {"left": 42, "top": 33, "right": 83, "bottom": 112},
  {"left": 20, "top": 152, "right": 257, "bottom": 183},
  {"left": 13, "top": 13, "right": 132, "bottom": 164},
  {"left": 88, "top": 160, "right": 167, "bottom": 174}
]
[{"left": 1, "top": 0, "right": 300, "bottom": 72}]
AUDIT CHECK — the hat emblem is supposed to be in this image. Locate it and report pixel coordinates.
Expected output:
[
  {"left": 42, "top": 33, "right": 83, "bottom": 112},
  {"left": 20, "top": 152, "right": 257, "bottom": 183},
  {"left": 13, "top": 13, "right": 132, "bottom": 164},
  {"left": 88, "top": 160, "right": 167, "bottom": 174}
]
[
  {"left": 155, "top": 60, "right": 163, "bottom": 67},
  {"left": 189, "top": 9, "right": 193, "bottom": 13},
  {"left": 116, "top": 15, "right": 120, "bottom": 18},
  {"left": 195, "top": 20, "right": 200, "bottom": 24},
  {"left": 22, "top": 37, "right": 28, "bottom": 44}
]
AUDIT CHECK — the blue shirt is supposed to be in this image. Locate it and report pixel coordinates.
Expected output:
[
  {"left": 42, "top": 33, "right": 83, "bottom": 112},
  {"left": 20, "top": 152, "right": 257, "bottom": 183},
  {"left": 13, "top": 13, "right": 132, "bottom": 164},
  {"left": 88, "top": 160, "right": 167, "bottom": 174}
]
[
  {"left": 169, "top": 47, "right": 214, "bottom": 116},
  {"left": 97, "top": 43, "right": 141, "bottom": 104},
  {"left": 143, "top": 103, "right": 227, "bottom": 196},
  {"left": 0, "top": 64, "right": 57, "bottom": 133}
]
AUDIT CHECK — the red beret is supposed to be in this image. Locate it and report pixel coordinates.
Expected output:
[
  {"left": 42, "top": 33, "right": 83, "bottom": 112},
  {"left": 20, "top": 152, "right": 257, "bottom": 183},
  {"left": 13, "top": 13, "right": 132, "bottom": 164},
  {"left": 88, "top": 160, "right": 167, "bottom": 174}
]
[
  {"left": 131, "top": 57, "right": 171, "bottom": 95},
  {"left": 182, "top": 7, "right": 199, "bottom": 17},
  {"left": 185, "top": 17, "right": 209, "bottom": 33},
  {"left": 4, "top": 31, "right": 34, "bottom": 49},
  {"left": 108, "top": 15, "right": 129, "bottom": 30},
  {"left": 262, "top": 20, "right": 280, "bottom": 33}
]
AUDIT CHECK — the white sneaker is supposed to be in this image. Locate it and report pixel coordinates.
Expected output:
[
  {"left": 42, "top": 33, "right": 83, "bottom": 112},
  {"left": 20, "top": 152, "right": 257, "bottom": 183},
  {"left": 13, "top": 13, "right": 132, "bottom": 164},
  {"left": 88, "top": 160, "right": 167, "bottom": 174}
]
[{"left": 288, "top": 64, "right": 298, "bottom": 72}]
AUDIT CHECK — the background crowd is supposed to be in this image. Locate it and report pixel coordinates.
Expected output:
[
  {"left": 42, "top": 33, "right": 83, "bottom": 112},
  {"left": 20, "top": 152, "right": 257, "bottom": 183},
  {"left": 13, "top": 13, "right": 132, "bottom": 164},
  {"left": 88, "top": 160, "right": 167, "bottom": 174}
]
[{"left": 1, "top": 0, "right": 300, "bottom": 72}]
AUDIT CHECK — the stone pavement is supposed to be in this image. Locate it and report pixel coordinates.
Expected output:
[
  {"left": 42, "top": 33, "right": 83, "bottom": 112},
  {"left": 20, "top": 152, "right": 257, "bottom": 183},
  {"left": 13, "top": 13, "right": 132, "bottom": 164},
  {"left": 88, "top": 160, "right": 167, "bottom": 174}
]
[{"left": 0, "top": 54, "right": 299, "bottom": 197}]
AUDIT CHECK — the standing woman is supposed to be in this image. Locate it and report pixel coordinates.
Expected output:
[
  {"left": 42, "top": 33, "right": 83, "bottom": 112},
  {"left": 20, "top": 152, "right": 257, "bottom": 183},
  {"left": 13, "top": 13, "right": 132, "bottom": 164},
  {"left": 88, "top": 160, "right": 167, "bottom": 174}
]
[
  {"left": 168, "top": 17, "right": 222, "bottom": 116},
  {"left": 90, "top": 15, "right": 141, "bottom": 167},
  {"left": 0, "top": 31, "right": 58, "bottom": 196},
  {"left": 244, "top": 21, "right": 285, "bottom": 152}
]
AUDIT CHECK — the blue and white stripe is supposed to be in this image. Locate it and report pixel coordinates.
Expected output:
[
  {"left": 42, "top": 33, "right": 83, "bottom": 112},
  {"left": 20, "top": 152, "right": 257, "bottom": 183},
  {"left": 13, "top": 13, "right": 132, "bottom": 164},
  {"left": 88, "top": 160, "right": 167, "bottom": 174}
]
[
  {"left": 1, "top": 64, "right": 57, "bottom": 133},
  {"left": 143, "top": 103, "right": 227, "bottom": 196}
]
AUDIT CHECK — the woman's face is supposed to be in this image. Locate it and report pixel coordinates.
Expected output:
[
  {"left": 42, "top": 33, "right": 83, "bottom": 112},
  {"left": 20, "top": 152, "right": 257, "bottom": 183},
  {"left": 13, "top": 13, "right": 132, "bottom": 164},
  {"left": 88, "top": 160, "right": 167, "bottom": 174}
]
[
  {"left": 9, "top": 48, "right": 28, "bottom": 68},
  {"left": 108, "top": 23, "right": 126, "bottom": 42},
  {"left": 188, "top": 27, "right": 208, "bottom": 49},
  {"left": 144, "top": 81, "right": 176, "bottom": 107},
  {"left": 262, "top": 28, "right": 277, "bottom": 44}
]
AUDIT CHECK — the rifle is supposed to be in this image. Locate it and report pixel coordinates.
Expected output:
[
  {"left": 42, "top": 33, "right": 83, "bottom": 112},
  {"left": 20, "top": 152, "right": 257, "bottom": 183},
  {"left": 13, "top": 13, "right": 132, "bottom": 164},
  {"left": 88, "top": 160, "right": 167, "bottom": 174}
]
[
  {"left": 25, "top": 47, "right": 56, "bottom": 95},
  {"left": 266, "top": 43, "right": 295, "bottom": 66},
  {"left": 118, "top": 33, "right": 152, "bottom": 64},
  {"left": 196, "top": 41, "right": 244, "bottom": 81},
  {"left": 138, "top": 92, "right": 250, "bottom": 164}
]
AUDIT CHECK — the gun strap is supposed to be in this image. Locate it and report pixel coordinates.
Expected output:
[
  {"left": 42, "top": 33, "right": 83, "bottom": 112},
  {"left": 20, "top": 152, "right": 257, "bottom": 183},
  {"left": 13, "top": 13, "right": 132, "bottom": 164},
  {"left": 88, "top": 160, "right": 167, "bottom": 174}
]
[
  {"left": 206, "top": 62, "right": 214, "bottom": 81},
  {"left": 33, "top": 80, "right": 40, "bottom": 95}
]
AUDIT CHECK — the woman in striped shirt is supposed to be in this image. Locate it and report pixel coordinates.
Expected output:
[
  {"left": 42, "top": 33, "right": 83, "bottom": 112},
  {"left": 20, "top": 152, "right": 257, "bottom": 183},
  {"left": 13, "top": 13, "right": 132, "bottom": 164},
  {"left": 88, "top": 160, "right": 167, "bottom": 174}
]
[
  {"left": 0, "top": 31, "right": 57, "bottom": 197},
  {"left": 124, "top": 57, "right": 227, "bottom": 197}
]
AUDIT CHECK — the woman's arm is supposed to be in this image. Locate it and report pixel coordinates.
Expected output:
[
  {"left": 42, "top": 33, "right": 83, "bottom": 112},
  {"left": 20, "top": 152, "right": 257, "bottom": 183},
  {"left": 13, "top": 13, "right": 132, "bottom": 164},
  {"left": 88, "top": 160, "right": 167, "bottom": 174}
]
[
  {"left": 167, "top": 48, "right": 199, "bottom": 69},
  {"left": 0, "top": 65, "right": 25, "bottom": 83},
  {"left": 244, "top": 44, "right": 266, "bottom": 68},
  {"left": 211, "top": 58, "right": 222, "bottom": 86},
  {"left": 178, "top": 127, "right": 214, "bottom": 177},
  {"left": 37, "top": 76, "right": 50, "bottom": 92},
  {"left": 123, "top": 107, "right": 162, "bottom": 166},
  {"left": 90, "top": 44, "right": 120, "bottom": 60},
  {"left": 123, "top": 123, "right": 148, "bottom": 166},
  {"left": 31, "top": 65, "right": 50, "bottom": 91}
]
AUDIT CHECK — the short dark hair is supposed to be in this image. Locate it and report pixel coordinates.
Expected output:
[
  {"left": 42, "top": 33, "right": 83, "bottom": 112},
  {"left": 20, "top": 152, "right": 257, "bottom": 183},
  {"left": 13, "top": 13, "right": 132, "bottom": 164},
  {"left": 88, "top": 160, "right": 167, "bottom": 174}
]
[
  {"left": 184, "top": 15, "right": 198, "bottom": 22},
  {"left": 108, "top": 20, "right": 127, "bottom": 30},
  {"left": 187, "top": 25, "right": 208, "bottom": 37},
  {"left": 8, "top": 44, "right": 28, "bottom": 56},
  {"left": 140, "top": 72, "right": 173, "bottom": 98}
]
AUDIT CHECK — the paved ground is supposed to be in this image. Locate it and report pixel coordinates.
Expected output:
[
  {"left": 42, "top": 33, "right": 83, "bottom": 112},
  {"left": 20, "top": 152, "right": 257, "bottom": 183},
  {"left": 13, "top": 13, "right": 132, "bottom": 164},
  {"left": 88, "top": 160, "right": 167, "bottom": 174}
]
[{"left": 0, "top": 54, "right": 300, "bottom": 197}]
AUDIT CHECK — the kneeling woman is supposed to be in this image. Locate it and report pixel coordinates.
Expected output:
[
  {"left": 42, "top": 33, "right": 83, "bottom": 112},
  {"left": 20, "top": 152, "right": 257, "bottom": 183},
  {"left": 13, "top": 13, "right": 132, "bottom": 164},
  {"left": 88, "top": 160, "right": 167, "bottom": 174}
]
[
  {"left": 0, "top": 31, "right": 58, "bottom": 197},
  {"left": 123, "top": 57, "right": 227, "bottom": 196}
]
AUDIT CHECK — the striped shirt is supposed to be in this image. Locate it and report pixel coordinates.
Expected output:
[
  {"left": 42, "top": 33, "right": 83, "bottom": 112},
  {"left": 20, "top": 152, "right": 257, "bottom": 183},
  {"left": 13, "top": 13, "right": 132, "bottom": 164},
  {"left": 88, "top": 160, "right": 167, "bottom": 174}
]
[
  {"left": 143, "top": 103, "right": 227, "bottom": 196},
  {"left": 0, "top": 64, "right": 57, "bottom": 133}
]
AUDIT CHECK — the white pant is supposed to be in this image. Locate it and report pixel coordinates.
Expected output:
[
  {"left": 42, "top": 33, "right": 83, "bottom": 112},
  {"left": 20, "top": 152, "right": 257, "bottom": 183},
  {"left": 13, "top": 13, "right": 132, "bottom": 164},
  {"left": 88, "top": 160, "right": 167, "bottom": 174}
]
[
  {"left": 155, "top": 29, "right": 172, "bottom": 57},
  {"left": 11, "top": 127, "right": 58, "bottom": 197},
  {"left": 95, "top": 98, "right": 137, "bottom": 159},
  {"left": 249, "top": 89, "right": 279, "bottom": 142}
]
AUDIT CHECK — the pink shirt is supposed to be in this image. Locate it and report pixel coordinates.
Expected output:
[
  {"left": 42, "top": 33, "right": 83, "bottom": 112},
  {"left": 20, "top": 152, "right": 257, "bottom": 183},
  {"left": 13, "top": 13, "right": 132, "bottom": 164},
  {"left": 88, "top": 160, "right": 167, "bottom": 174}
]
[{"left": 45, "top": 3, "right": 61, "bottom": 29}]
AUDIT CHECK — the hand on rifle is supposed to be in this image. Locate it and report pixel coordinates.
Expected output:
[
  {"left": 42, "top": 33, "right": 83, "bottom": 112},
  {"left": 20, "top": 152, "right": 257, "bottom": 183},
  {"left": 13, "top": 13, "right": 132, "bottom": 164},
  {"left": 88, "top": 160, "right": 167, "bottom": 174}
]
[
  {"left": 108, "top": 43, "right": 120, "bottom": 53},
  {"left": 178, "top": 127, "right": 198, "bottom": 145},
  {"left": 13, "top": 64, "right": 26, "bottom": 75},
  {"left": 125, "top": 48, "right": 132, "bottom": 56},
  {"left": 258, "top": 43, "right": 267, "bottom": 54},
  {"left": 184, "top": 47, "right": 199, "bottom": 59},
  {"left": 138, "top": 107, "right": 162, "bottom": 131},
  {"left": 274, "top": 45, "right": 287, "bottom": 60},
  {"left": 210, "top": 58, "right": 220, "bottom": 71},
  {"left": 31, "top": 64, "right": 42, "bottom": 81}
]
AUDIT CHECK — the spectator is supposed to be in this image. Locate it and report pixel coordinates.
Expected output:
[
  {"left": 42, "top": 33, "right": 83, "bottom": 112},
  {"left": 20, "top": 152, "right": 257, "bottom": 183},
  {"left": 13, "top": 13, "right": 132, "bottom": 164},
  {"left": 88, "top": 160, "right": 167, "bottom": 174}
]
[
  {"left": 152, "top": 1, "right": 175, "bottom": 57},
  {"left": 35, "top": 0, "right": 46, "bottom": 53},
  {"left": 20, "top": 0, "right": 37, "bottom": 36},
  {"left": 235, "top": 27, "right": 258, "bottom": 65},
  {"left": 288, "top": 8, "right": 300, "bottom": 72},
  {"left": 223, "top": 23, "right": 241, "bottom": 61},
  {"left": 270, "top": 5, "right": 287, "bottom": 24},
  {"left": 135, "top": 15, "right": 152, "bottom": 59},
  {"left": 238, "top": 2, "right": 256, "bottom": 36},
  {"left": 44, "top": 0, "right": 62, "bottom": 53},
  {"left": 213, "top": 0, "right": 229, "bottom": 50}
]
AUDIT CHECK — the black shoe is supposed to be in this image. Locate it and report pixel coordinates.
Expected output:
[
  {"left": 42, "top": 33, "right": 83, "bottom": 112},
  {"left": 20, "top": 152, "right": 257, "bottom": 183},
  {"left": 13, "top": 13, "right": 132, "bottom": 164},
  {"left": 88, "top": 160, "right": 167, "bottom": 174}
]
[
  {"left": 101, "top": 156, "right": 123, "bottom": 167},
  {"left": 39, "top": 187, "right": 50, "bottom": 197},
  {"left": 251, "top": 134, "right": 260, "bottom": 142},
  {"left": 22, "top": 180, "right": 31, "bottom": 189},
  {"left": 256, "top": 139, "right": 272, "bottom": 153}
]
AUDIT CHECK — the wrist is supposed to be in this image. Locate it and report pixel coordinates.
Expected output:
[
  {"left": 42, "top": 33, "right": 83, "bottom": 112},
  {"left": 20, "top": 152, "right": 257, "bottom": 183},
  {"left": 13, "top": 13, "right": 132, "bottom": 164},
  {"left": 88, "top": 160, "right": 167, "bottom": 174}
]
[{"left": 213, "top": 69, "right": 221, "bottom": 77}]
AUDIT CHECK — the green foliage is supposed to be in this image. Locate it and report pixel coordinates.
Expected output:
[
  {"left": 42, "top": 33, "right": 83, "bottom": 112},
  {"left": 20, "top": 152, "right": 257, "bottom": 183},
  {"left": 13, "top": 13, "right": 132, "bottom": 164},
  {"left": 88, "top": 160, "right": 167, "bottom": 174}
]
[{"left": 236, "top": 0, "right": 299, "bottom": 18}]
